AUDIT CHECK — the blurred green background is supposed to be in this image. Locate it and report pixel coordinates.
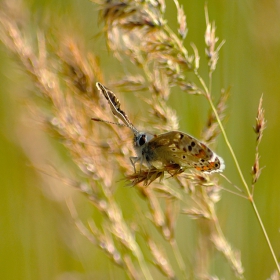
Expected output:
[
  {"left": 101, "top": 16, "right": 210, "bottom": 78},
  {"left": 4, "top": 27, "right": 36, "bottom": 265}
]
[{"left": 1, "top": 0, "right": 280, "bottom": 279}]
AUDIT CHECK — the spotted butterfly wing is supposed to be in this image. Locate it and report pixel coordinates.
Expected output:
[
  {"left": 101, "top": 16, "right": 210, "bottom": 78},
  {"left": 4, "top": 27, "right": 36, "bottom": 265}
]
[
  {"left": 96, "top": 82, "right": 138, "bottom": 134},
  {"left": 142, "top": 131, "right": 225, "bottom": 173}
]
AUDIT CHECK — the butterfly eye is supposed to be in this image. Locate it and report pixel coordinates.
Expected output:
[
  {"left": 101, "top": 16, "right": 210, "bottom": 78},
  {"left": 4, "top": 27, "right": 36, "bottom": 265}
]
[{"left": 136, "top": 134, "right": 147, "bottom": 147}]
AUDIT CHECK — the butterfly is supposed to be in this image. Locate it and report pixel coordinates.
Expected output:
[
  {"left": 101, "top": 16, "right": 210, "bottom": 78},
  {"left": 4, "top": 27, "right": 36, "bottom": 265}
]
[{"left": 94, "top": 82, "right": 225, "bottom": 174}]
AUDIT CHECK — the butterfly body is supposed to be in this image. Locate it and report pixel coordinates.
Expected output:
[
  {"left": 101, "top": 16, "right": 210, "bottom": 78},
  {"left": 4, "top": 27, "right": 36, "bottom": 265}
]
[{"left": 95, "top": 82, "right": 225, "bottom": 174}]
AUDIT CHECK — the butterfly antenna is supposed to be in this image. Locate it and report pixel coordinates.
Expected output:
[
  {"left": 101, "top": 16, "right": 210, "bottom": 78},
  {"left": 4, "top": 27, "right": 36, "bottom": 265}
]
[
  {"left": 91, "top": 117, "right": 128, "bottom": 128},
  {"left": 96, "top": 82, "right": 139, "bottom": 135}
]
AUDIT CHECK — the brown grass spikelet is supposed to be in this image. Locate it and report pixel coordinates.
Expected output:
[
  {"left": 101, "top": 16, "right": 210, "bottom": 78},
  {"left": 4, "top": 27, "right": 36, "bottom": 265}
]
[
  {"left": 252, "top": 152, "right": 263, "bottom": 185},
  {"left": 182, "top": 207, "right": 211, "bottom": 220},
  {"left": 204, "top": 6, "right": 225, "bottom": 73},
  {"left": 254, "top": 94, "right": 266, "bottom": 143},
  {"left": 147, "top": 238, "right": 176, "bottom": 279},
  {"left": 68, "top": 200, "right": 125, "bottom": 267},
  {"left": 173, "top": 0, "right": 188, "bottom": 40},
  {"left": 211, "top": 233, "right": 244, "bottom": 276},
  {"left": 57, "top": 39, "right": 103, "bottom": 99},
  {"left": 126, "top": 167, "right": 165, "bottom": 186},
  {"left": 113, "top": 75, "right": 147, "bottom": 92},
  {"left": 126, "top": 164, "right": 184, "bottom": 186},
  {"left": 252, "top": 95, "right": 266, "bottom": 186}
]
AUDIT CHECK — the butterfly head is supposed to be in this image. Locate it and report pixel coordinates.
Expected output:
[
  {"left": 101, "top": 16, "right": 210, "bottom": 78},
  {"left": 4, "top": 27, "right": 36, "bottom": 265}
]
[
  {"left": 133, "top": 132, "right": 153, "bottom": 156},
  {"left": 134, "top": 132, "right": 152, "bottom": 146}
]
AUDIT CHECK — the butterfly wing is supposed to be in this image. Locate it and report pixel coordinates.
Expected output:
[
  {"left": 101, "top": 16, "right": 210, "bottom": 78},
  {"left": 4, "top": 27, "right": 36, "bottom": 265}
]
[
  {"left": 146, "top": 131, "right": 224, "bottom": 173},
  {"left": 96, "top": 82, "right": 139, "bottom": 134}
]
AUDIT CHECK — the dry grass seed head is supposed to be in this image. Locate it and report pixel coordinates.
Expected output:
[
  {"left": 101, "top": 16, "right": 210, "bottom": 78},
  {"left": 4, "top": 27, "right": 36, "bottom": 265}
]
[
  {"left": 254, "top": 94, "right": 266, "bottom": 143},
  {"left": 57, "top": 39, "right": 103, "bottom": 99},
  {"left": 148, "top": 238, "right": 176, "bottom": 279}
]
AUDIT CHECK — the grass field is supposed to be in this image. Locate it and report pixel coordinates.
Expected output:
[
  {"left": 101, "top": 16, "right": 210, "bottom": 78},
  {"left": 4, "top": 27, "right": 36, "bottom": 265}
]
[{"left": 1, "top": 1, "right": 280, "bottom": 279}]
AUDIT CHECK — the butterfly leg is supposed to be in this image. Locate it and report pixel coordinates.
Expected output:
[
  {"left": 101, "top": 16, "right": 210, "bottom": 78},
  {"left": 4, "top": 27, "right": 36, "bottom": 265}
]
[
  {"left": 130, "top": 155, "right": 155, "bottom": 174},
  {"left": 130, "top": 156, "right": 148, "bottom": 173},
  {"left": 130, "top": 156, "right": 140, "bottom": 173}
]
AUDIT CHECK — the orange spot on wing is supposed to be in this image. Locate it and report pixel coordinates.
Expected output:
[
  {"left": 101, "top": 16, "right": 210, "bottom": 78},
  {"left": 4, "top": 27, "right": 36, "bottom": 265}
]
[
  {"left": 195, "top": 163, "right": 215, "bottom": 172},
  {"left": 196, "top": 149, "right": 206, "bottom": 158}
]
